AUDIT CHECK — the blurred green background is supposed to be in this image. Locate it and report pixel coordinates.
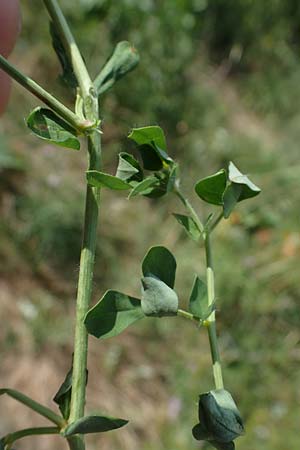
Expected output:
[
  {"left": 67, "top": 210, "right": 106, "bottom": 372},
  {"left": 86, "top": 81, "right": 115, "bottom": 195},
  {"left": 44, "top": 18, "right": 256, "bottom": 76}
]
[{"left": 1, "top": 0, "right": 300, "bottom": 449}]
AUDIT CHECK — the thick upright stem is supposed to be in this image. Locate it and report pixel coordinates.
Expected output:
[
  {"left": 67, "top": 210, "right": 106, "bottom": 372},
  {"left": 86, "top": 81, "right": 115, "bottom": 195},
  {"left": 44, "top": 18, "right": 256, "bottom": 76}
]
[
  {"left": 204, "top": 232, "right": 224, "bottom": 390},
  {"left": 42, "top": 2, "right": 102, "bottom": 449}
]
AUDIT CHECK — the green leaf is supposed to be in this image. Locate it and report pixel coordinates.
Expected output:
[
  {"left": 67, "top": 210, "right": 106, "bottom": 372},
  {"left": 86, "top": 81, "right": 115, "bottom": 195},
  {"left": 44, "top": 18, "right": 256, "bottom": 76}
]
[
  {"left": 116, "top": 152, "right": 143, "bottom": 182},
  {"left": 53, "top": 366, "right": 72, "bottom": 420},
  {"left": 188, "top": 276, "right": 215, "bottom": 320},
  {"left": 63, "top": 415, "right": 128, "bottom": 436},
  {"left": 86, "top": 170, "right": 131, "bottom": 190},
  {"left": 142, "top": 246, "right": 177, "bottom": 289},
  {"left": 128, "top": 176, "right": 159, "bottom": 198},
  {"left": 210, "top": 440, "right": 235, "bottom": 450},
  {"left": 85, "top": 290, "right": 144, "bottom": 339},
  {"left": 95, "top": 41, "right": 139, "bottom": 95},
  {"left": 222, "top": 184, "right": 242, "bottom": 219},
  {"left": 192, "top": 423, "right": 212, "bottom": 441},
  {"left": 228, "top": 161, "right": 261, "bottom": 201},
  {"left": 166, "top": 163, "right": 178, "bottom": 193},
  {"left": 128, "top": 126, "right": 167, "bottom": 151},
  {"left": 198, "top": 389, "right": 244, "bottom": 443},
  {"left": 0, "top": 438, "right": 5, "bottom": 450},
  {"left": 141, "top": 277, "right": 178, "bottom": 317},
  {"left": 50, "top": 22, "right": 77, "bottom": 89},
  {"left": 26, "top": 108, "right": 80, "bottom": 150},
  {"left": 173, "top": 214, "right": 201, "bottom": 241},
  {"left": 128, "top": 126, "right": 172, "bottom": 171},
  {"left": 195, "top": 169, "right": 227, "bottom": 205}
]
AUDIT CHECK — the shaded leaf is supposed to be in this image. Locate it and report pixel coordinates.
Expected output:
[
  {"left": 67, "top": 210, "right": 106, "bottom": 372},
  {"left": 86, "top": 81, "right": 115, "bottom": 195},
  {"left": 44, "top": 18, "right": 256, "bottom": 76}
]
[
  {"left": 192, "top": 423, "right": 212, "bottom": 441},
  {"left": 85, "top": 290, "right": 144, "bottom": 339},
  {"left": 141, "top": 277, "right": 178, "bottom": 317},
  {"left": 142, "top": 246, "right": 177, "bottom": 288},
  {"left": 50, "top": 22, "right": 77, "bottom": 89},
  {"left": 195, "top": 170, "right": 227, "bottom": 205},
  {"left": 0, "top": 438, "right": 5, "bottom": 450},
  {"left": 26, "top": 108, "right": 80, "bottom": 150},
  {"left": 173, "top": 214, "right": 201, "bottom": 241},
  {"left": 198, "top": 389, "right": 244, "bottom": 443},
  {"left": 86, "top": 170, "right": 130, "bottom": 190},
  {"left": 95, "top": 41, "right": 139, "bottom": 95},
  {"left": 189, "top": 276, "right": 215, "bottom": 320},
  {"left": 63, "top": 415, "right": 128, "bottom": 436},
  {"left": 128, "top": 176, "right": 159, "bottom": 198},
  {"left": 116, "top": 152, "right": 143, "bottom": 182},
  {"left": 222, "top": 184, "right": 242, "bottom": 219},
  {"left": 53, "top": 366, "right": 72, "bottom": 420}
]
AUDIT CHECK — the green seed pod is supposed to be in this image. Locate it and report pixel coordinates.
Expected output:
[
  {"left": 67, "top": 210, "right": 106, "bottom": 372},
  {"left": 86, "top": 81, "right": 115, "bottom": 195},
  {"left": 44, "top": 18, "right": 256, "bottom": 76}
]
[
  {"left": 192, "top": 389, "right": 244, "bottom": 449},
  {"left": 141, "top": 276, "right": 178, "bottom": 317}
]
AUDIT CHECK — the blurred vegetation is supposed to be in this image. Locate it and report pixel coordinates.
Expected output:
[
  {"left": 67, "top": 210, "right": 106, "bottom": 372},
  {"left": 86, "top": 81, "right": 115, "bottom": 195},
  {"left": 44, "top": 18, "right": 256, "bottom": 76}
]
[{"left": 1, "top": 1, "right": 300, "bottom": 449}]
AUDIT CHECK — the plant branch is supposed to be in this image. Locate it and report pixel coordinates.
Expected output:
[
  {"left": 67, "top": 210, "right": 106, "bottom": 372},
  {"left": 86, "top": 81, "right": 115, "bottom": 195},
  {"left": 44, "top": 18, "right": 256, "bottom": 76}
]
[
  {"left": 3, "top": 427, "right": 59, "bottom": 448},
  {"left": 0, "top": 389, "right": 64, "bottom": 427},
  {"left": 177, "top": 308, "right": 200, "bottom": 324},
  {"left": 0, "top": 55, "right": 92, "bottom": 132},
  {"left": 203, "top": 232, "right": 224, "bottom": 390},
  {"left": 43, "top": 0, "right": 93, "bottom": 99}
]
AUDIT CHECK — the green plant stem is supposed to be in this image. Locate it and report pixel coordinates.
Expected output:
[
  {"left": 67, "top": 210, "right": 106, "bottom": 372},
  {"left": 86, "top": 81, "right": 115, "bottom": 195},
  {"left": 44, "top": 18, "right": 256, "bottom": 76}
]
[
  {"left": 43, "top": 0, "right": 93, "bottom": 99},
  {"left": 174, "top": 186, "right": 204, "bottom": 233},
  {"left": 42, "top": 3, "right": 101, "bottom": 450},
  {"left": 3, "top": 427, "right": 59, "bottom": 447},
  {"left": 0, "top": 389, "right": 64, "bottom": 427},
  {"left": 0, "top": 54, "right": 91, "bottom": 132},
  {"left": 204, "top": 232, "right": 224, "bottom": 390},
  {"left": 177, "top": 308, "right": 199, "bottom": 323},
  {"left": 209, "top": 211, "right": 223, "bottom": 233}
]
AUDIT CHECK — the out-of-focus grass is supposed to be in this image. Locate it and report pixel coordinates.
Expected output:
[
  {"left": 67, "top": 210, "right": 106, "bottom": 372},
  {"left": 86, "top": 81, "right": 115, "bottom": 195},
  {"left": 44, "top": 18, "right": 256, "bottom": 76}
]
[{"left": 1, "top": 1, "right": 300, "bottom": 450}]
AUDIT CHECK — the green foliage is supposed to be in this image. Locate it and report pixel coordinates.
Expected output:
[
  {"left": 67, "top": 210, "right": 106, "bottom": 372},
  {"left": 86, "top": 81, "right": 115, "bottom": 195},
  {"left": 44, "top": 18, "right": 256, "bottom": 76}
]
[
  {"left": 173, "top": 214, "right": 201, "bottom": 242},
  {"left": 116, "top": 152, "right": 143, "bottom": 182},
  {"left": 142, "top": 246, "right": 177, "bottom": 289},
  {"left": 141, "top": 276, "right": 178, "bottom": 317},
  {"left": 188, "top": 276, "right": 214, "bottom": 321},
  {"left": 128, "top": 176, "right": 159, "bottom": 198},
  {"left": 195, "top": 162, "right": 260, "bottom": 219},
  {"left": 63, "top": 415, "right": 128, "bottom": 436},
  {"left": 195, "top": 170, "right": 227, "bottom": 206},
  {"left": 53, "top": 366, "right": 73, "bottom": 420},
  {"left": 95, "top": 41, "right": 140, "bottom": 95},
  {"left": 84, "top": 291, "right": 144, "bottom": 339},
  {"left": 86, "top": 170, "right": 131, "bottom": 190},
  {"left": 26, "top": 108, "right": 80, "bottom": 150},
  {"left": 193, "top": 389, "right": 244, "bottom": 449}
]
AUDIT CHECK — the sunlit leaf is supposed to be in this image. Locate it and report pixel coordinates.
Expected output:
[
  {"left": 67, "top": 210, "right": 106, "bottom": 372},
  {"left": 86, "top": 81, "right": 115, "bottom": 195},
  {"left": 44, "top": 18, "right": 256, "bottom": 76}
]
[
  {"left": 85, "top": 290, "right": 144, "bottom": 339},
  {"left": 63, "top": 415, "right": 128, "bottom": 436},
  {"left": 26, "top": 108, "right": 80, "bottom": 150},
  {"left": 195, "top": 170, "right": 227, "bottom": 205},
  {"left": 128, "top": 176, "right": 159, "bottom": 198},
  {"left": 86, "top": 170, "right": 131, "bottom": 190},
  {"left": 188, "top": 276, "right": 210, "bottom": 319}
]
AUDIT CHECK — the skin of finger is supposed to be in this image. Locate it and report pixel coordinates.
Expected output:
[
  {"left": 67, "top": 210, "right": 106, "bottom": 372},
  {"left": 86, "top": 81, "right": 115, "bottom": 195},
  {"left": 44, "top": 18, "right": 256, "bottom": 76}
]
[
  {"left": 0, "top": 70, "right": 11, "bottom": 115},
  {"left": 0, "top": 0, "right": 20, "bottom": 114},
  {"left": 0, "top": 0, "right": 21, "bottom": 57}
]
